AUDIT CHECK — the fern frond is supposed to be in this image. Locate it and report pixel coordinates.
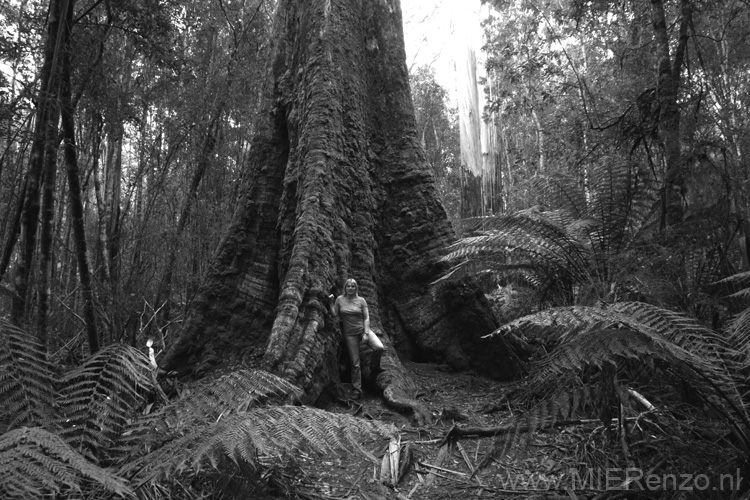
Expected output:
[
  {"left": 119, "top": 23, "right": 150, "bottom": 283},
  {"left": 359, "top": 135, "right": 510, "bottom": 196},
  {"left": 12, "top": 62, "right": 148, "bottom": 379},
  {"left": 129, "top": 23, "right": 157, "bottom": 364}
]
[
  {"left": 726, "top": 307, "right": 750, "bottom": 369},
  {"left": 713, "top": 270, "right": 750, "bottom": 288},
  {"left": 492, "top": 302, "right": 738, "bottom": 364},
  {"left": 0, "top": 426, "right": 133, "bottom": 499},
  {"left": 611, "top": 302, "right": 738, "bottom": 365},
  {"left": 0, "top": 319, "right": 57, "bottom": 429},
  {"left": 442, "top": 213, "right": 591, "bottom": 283},
  {"left": 528, "top": 175, "right": 587, "bottom": 217},
  {"left": 120, "top": 405, "right": 396, "bottom": 488},
  {"left": 118, "top": 369, "right": 303, "bottom": 460},
  {"left": 431, "top": 258, "right": 538, "bottom": 285},
  {"left": 57, "top": 343, "right": 154, "bottom": 463}
]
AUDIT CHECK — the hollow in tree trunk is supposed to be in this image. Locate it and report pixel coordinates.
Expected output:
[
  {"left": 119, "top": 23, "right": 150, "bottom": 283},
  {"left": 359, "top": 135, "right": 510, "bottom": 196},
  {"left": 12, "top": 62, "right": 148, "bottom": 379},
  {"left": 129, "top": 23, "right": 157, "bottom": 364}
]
[{"left": 161, "top": 0, "right": 525, "bottom": 424}]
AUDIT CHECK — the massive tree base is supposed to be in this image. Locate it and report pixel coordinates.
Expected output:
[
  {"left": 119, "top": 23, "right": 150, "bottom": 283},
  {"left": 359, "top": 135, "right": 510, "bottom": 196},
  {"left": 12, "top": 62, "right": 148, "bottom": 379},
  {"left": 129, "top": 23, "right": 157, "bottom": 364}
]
[{"left": 160, "top": 0, "right": 524, "bottom": 423}]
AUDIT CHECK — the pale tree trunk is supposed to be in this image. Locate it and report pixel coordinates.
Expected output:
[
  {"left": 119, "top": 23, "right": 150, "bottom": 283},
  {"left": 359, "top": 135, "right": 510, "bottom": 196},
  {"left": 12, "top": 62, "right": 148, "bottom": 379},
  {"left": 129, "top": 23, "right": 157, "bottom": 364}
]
[
  {"left": 454, "top": 0, "right": 499, "bottom": 219},
  {"left": 162, "top": 0, "right": 525, "bottom": 423},
  {"left": 454, "top": 0, "right": 483, "bottom": 219},
  {"left": 650, "top": 0, "right": 690, "bottom": 230},
  {"left": 484, "top": 72, "right": 502, "bottom": 214},
  {"left": 531, "top": 107, "right": 544, "bottom": 173}
]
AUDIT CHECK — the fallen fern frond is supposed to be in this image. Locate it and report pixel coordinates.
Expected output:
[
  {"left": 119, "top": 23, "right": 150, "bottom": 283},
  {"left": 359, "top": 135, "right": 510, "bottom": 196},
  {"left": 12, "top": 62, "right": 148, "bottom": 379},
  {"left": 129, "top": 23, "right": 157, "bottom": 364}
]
[{"left": 119, "top": 405, "right": 397, "bottom": 489}]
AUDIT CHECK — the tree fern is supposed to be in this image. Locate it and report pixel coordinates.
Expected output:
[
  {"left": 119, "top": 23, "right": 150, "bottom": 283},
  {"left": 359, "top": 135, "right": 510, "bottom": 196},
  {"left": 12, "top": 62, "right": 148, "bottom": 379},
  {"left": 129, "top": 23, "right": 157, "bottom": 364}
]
[
  {"left": 0, "top": 426, "right": 133, "bottom": 499},
  {"left": 119, "top": 405, "right": 397, "bottom": 490},
  {"left": 441, "top": 211, "right": 592, "bottom": 292},
  {"left": 57, "top": 343, "right": 154, "bottom": 463},
  {"left": 727, "top": 308, "right": 750, "bottom": 370},
  {"left": 440, "top": 160, "right": 660, "bottom": 306},
  {"left": 715, "top": 271, "right": 750, "bottom": 367},
  {"left": 0, "top": 318, "right": 57, "bottom": 429},
  {"left": 486, "top": 302, "right": 750, "bottom": 463}
]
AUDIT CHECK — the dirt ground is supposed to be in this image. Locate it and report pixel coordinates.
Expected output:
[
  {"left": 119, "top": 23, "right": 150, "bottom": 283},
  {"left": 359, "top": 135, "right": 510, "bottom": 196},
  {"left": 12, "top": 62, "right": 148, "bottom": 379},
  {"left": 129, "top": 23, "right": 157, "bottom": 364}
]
[{"left": 282, "top": 361, "right": 590, "bottom": 500}]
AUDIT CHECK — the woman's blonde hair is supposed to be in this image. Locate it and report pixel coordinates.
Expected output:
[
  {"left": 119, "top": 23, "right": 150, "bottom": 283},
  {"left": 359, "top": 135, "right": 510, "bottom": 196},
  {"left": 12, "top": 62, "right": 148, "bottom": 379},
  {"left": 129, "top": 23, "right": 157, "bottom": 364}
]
[{"left": 344, "top": 278, "right": 359, "bottom": 296}]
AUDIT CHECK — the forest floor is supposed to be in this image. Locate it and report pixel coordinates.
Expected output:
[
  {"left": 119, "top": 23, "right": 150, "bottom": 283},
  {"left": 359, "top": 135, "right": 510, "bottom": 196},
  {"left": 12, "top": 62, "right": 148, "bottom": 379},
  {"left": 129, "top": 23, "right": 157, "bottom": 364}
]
[{"left": 284, "top": 361, "right": 601, "bottom": 500}]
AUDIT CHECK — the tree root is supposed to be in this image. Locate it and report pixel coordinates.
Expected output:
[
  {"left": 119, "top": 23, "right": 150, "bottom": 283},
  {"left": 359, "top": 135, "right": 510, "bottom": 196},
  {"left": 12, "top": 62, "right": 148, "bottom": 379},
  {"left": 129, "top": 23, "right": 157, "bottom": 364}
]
[{"left": 374, "top": 356, "right": 432, "bottom": 426}]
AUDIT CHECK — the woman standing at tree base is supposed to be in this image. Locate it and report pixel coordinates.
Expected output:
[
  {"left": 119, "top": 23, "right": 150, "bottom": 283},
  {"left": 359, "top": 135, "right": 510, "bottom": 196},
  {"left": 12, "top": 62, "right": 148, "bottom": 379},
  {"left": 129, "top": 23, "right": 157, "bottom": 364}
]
[{"left": 329, "top": 279, "right": 384, "bottom": 399}]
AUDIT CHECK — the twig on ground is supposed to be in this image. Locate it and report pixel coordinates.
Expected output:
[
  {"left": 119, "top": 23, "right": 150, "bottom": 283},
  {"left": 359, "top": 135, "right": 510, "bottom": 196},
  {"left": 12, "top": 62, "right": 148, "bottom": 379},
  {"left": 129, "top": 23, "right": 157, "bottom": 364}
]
[
  {"left": 416, "top": 461, "right": 468, "bottom": 477},
  {"left": 440, "top": 416, "right": 657, "bottom": 446},
  {"left": 415, "top": 466, "right": 465, "bottom": 484}
]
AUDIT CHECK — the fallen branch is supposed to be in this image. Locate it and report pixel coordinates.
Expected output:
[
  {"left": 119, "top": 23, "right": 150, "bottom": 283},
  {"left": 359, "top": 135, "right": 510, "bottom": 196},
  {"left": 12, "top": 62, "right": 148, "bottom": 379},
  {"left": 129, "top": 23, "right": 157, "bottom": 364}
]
[
  {"left": 440, "top": 419, "right": 596, "bottom": 445},
  {"left": 441, "top": 414, "right": 656, "bottom": 446},
  {"left": 415, "top": 465, "right": 465, "bottom": 484}
]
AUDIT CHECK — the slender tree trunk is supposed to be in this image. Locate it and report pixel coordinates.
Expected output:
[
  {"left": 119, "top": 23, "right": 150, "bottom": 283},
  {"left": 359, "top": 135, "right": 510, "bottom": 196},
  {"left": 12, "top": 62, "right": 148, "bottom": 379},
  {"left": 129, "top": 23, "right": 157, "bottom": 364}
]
[
  {"left": 90, "top": 112, "right": 107, "bottom": 283},
  {"left": 161, "top": 0, "right": 525, "bottom": 424},
  {"left": 0, "top": 173, "right": 28, "bottom": 281},
  {"left": 97, "top": 119, "right": 122, "bottom": 339},
  {"left": 36, "top": 98, "right": 61, "bottom": 344},
  {"left": 531, "top": 107, "right": 544, "bottom": 173},
  {"left": 60, "top": 0, "right": 98, "bottom": 354},
  {"left": 650, "top": 0, "right": 690, "bottom": 230},
  {"left": 12, "top": 0, "right": 67, "bottom": 328},
  {"left": 104, "top": 127, "right": 122, "bottom": 288}
]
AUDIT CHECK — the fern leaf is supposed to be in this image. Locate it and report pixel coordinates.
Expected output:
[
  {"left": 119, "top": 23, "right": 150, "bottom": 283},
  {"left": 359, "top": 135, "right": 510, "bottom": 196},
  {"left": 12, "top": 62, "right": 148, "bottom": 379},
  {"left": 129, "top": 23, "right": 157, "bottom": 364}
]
[
  {"left": 0, "top": 426, "right": 133, "bottom": 498},
  {"left": 442, "top": 213, "right": 591, "bottom": 284},
  {"left": 611, "top": 302, "right": 738, "bottom": 365},
  {"left": 119, "top": 405, "right": 397, "bottom": 488},
  {"left": 491, "top": 302, "right": 739, "bottom": 365},
  {"left": 430, "top": 258, "right": 538, "bottom": 285},
  {"left": 528, "top": 175, "right": 587, "bottom": 218},
  {"left": 713, "top": 270, "right": 750, "bottom": 287},
  {"left": 117, "top": 369, "right": 303, "bottom": 461},
  {"left": 726, "top": 307, "right": 750, "bottom": 367},
  {"left": 57, "top": 343, "right": 154, "bottom": 463},
  {"left": 0, "top": 319, "right": 57, "bottom": 429}
]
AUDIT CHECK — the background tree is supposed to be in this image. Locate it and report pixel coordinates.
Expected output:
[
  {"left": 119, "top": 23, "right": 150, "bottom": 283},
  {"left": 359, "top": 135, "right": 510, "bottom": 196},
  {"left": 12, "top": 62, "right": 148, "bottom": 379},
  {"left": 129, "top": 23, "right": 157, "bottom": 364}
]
[{"left": 409, "top": 65, "right": 462, "bottom": 229}]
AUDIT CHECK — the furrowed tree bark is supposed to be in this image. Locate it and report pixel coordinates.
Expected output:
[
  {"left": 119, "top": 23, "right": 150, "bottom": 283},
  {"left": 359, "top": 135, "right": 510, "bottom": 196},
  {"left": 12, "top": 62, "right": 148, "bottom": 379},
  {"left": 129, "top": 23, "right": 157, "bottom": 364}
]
[{"left": 161, "top": 0, "right": 525, "bottom": 424}]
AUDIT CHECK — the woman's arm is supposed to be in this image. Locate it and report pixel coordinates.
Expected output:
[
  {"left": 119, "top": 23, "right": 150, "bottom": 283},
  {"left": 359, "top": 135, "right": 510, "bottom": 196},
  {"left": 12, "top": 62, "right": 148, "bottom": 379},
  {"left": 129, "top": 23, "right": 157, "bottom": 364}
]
[
  {"left": 328, "top": 294, "right": 339, "bottom": 317},
  {"left": 361, "top": 299, "right": 370, "bottom": 336}
]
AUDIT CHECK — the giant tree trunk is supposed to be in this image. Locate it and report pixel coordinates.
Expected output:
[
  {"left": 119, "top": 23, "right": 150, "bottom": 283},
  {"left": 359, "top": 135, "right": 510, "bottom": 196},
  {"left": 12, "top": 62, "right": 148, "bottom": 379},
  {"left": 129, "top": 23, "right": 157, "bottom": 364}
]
[{"left": 161, "top": 0, "right": 524, "bottom": 423}]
